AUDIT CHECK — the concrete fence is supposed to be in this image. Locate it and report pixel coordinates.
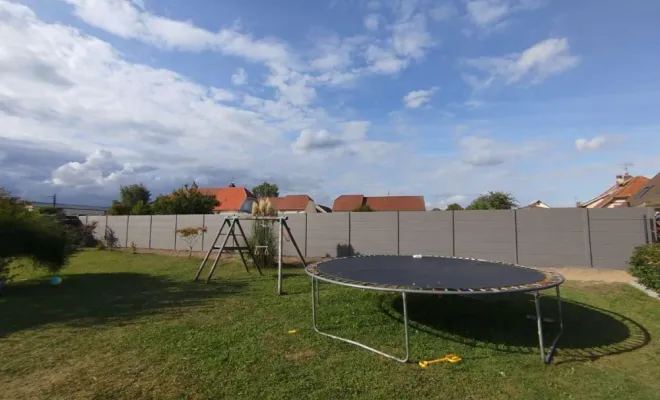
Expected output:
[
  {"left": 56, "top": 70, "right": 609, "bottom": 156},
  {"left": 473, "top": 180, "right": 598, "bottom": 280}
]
[{"left": 80, "top": 208, "right": 658, "bottom": 270}]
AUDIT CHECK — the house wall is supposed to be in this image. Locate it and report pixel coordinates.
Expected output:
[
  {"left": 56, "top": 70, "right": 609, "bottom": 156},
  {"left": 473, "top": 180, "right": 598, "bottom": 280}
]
[{"left": 79, "top": 207, "right": 657, "bottom": 270}]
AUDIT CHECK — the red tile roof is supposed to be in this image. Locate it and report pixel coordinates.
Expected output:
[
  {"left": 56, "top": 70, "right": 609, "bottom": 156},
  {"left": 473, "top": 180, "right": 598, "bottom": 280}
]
[
  {"left": 582, "top": 174, "right": 650, "bottom": 208},
  {"left": 332, "top": 195, "right": 364, "bottom": 211},
  {"left": 267, "top": 195, "right": 312, "bottom": 211},
  {"left": 199, "top": 187, "right": 255, "bottom": 212},
  {"left": 332, "top": 194, "right": 426, "bottom": 211}
]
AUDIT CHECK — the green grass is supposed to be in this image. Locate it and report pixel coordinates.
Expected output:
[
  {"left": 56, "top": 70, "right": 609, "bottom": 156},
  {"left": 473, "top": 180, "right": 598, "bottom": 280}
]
[{"left": 1, "top": 250, "right": 659, "bottom": 400}]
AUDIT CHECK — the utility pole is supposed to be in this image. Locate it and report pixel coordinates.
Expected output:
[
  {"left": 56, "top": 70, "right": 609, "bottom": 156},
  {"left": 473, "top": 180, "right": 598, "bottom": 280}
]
[{"left": 48, "top": 194, "right": 56, "bottom": 207}]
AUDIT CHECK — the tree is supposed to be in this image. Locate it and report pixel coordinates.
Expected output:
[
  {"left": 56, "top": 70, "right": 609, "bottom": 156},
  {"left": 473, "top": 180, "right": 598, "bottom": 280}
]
[
  {"left": 108, "top": 183, "right": 152, "bottom": 215},
  {"left": 1, "top": 188, "right": 76, "bottom": 293},
  {"left": 120, "top": 183, "right": 151, "bottom": 206},
  {"left": 446, "top": 203, "right": 464, "bottom": 211},
  {"left": 431, "top": 207, "right": 442, "bottom": 211},
  {"left": 353, "top": 204, "right": 373, "bottom": 212},
  {"left": 466, "top": 191, "right": 518, "bottom": 210},
  {"left": 252, "top": 182, "right": 279, "bottom": 199},
  {"left": 175, "top": 226, "right": 207, "bottom": 258},
  {"left": 151, "top": 182, "right": 219, "bottom": 215}
]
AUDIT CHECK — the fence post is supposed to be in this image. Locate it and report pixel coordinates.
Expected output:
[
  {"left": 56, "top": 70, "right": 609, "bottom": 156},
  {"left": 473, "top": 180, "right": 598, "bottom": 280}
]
[
  {"left": 451, "top": 210, "right": 456, "bottom": 257},
  {"left": 125, "top": 215, "right": 130, "bottom": 247},
  {"left": 583, "top": 208, "right": 594, "bottom": 268},
  {"left": 348, "top": 212, "right": 352, "bottom": 251},
  {"left": 397, "top": 211, "right": 400, "bottom": 255},
  {"left": 201, "top": 214, "right": 205, "bottom": 251},
  {"left": 513, "top": 209, "right": 519, "bottom": 264},
  {"left": 174, "top": 214, "right": 178, "bottom": 251},
  {"left": 304, "top": 213, "right": 308, "bottom": 258},
  {"left": 148, "top": 215, "right": 153, "bottom": 249},
  {"left": 645, "top": 207, "right": 656, "bottom": 243}
]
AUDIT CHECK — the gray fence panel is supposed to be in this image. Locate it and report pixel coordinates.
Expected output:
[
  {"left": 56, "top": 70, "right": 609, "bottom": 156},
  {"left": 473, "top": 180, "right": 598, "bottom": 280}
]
[
  {"left": 306, "top": 213, "right": 350, "bottom": 257},
  {"left": 589, "top": 208, "right": 649, "bottom": 269},
  {"left": 350, "top": 212, "right": 398, "bottom": 255},
  {"left": 150, "top": 215, "right": 176, "bottom": 250},
  {"left": 454, "top": 210, "right": 516, "bottom": 263},
  {"left": 77, "top": 216, "right": 88, "bottom": 225},
  {"left": 282, "top": 214, "right": 306, "bottom": 257},
  {"left": 174, "top": 215, "right": 205, "bottom": 252},
  {"left": 202, "top": 215, "right": 226, "bottom": 251},
  {"left": 398, "top": 211, "right": 453, "bottom": 256},
  {"left": 86, "top": 216, "right": 106, "bottom": 242},
  {"left": 517, "top": 208, "right": 589, "bottom": 267},
  {"left": 127, "top": 216, "right": 151, "bottom": 249},
  {"left": 106, "top": 216, "right": 128, "bottom": 247}
]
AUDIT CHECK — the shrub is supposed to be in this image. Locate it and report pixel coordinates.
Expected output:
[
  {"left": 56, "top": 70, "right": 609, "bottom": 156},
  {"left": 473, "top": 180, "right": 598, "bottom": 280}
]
[
  {"left": 175, "top": 226, "right": 207, "bottom": 258},
  {"left": 249, "top": 199, "right": 279, "bottom": 268},
  {"left": 629, "top": 243, "right": 660, "bottom": 292}
]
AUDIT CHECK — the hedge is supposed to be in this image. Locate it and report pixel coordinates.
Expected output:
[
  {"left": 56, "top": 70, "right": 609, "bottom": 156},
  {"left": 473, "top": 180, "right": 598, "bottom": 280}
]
[{"left": 629, "top": 243, "right": 660, "bottom": 293}]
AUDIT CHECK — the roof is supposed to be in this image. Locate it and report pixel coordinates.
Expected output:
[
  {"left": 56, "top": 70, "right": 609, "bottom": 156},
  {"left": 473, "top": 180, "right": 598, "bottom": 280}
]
[
  {"left": 267, "top": 195, "right": 313, "bottom": 211},
  {"left": 521, "top": 200, "right": 551, "bottom": 209},
  {"left": 627, "top": 172, "right": 660, "bottom": 207},
  {"left": 581, "top": 174, "right": 650, "bottom": 208},
  {"left": 332, "top": 195, "right": 364, "bottom": 211},
  {"left": 332, "top": 194, "right": 426, "bottom": 211},
  {"left": 199, "top": 186, "right": 255, "bottom": 212}
]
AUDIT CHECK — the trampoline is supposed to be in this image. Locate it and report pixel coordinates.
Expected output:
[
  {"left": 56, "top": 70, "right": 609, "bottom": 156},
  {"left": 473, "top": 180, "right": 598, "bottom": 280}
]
[{"left": 306, "top": 255, "right": 565, "bottom": 364}]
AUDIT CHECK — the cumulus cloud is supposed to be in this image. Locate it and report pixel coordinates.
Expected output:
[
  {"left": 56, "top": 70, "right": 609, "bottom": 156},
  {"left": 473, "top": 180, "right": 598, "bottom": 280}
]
[
  {"left": 575, "top": 136, "right": 607, "bottom": 152},
  {"left": 464, "top": 0, "right": 544, "bottom": 30},
  {"left": 364, "top": 14, "right": 380, "bottom": 30},
  {"left": 403, "top": 88, "right": 437, "bottom": 108},
  {"left": 463, "top": 38, "right": 579, "bottom": 87},
  {"left": 458, "top": 135, "right": 542, "bottom": 166},
  {"left": 231, "top": 68, "right": 247, "bottom": 85}
]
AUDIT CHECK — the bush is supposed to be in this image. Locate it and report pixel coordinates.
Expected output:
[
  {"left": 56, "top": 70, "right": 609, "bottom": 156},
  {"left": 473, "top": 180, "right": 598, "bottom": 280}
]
[
  {"left": 249, "top": 199, "right": 279, "bottom": 268},
  {"left": 629, "top": 243, "right": 660, "bottom": 292}
]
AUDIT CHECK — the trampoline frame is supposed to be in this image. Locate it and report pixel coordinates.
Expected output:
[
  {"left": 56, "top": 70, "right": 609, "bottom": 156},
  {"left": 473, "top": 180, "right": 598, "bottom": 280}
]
[{"left": 307, "top": 255, "right": 565, "bottom": 364}]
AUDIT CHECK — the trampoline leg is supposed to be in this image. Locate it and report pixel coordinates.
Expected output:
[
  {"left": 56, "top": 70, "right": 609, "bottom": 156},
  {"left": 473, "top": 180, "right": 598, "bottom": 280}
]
[
  {"left": 311, "top": 277, "right": 410, "bottom": 363},
  {"left": 534, "top": 286, "right": 564, "bottom": 364}
]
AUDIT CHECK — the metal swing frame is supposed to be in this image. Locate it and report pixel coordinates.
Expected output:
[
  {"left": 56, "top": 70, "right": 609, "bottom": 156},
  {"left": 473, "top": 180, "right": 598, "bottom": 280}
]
[{"left": 194, "top": 215, "right": 306, "bottom": 295}]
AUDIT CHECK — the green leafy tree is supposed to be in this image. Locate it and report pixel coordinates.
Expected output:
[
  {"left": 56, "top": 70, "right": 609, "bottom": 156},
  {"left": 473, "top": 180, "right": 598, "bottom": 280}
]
[
  {"left": 151, "top": 182, "right": 219, "bottom": 215},
  {"left": 466, "top": 191, "right": 518, "bottom": 210},
  {"left": 431, "top": 207, "right": 442, "bottom": 211},
  {"left": 1, "top": 188, "right": 76, "bottom": 292},
  {"left": 175, "top": 226, "right": 208, "bottom": 258},
  {"left": 446, "top": 203, "right": 464, "bottom": 211},
  {"left": 252, "top": 182, "right": 279, "bottom": 199},
  {"left": 108, "top": 183, "right": 152, "bottom": 215},
  {"left": 353, "top": 204, "right": 374, "bottom": 212}
]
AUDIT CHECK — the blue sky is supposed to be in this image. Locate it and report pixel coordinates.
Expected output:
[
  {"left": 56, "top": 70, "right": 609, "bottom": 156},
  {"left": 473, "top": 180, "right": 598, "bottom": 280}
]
[{"left": 1, "top": 0, "right": 659, "bottom": 209}]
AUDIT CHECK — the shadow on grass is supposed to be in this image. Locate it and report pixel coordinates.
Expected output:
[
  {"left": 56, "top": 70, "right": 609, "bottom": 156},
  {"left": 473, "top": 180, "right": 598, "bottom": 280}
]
[
  {"left": 380, "top": 292, "right": 650, "bottom": 364},
  {"left": 0, "top": 272, "right": 247, "bottom": 338}
]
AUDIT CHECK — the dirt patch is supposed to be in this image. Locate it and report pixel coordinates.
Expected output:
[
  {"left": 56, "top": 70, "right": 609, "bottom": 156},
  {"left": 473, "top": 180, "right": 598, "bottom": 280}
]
[
  {"left": 542, "top": 267, "right": 633, "bottom": 283},
  {"left": 285, "top": 348, "right": 316, "bottom": 363}
]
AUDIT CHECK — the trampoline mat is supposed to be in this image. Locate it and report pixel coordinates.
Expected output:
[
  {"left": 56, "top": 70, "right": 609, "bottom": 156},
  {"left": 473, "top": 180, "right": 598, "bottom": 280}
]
[{"left": 313, "top": 255, "right": 549, "bottom": 290}]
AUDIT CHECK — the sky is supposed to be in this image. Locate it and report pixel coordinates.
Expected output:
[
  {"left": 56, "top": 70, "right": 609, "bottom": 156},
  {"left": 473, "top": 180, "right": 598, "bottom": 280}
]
[{"left": 1, "top": 0, "right": 659, "bottom": 209}]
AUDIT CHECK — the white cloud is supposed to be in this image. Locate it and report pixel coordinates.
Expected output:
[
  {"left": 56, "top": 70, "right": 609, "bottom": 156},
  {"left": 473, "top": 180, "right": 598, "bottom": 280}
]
[
  {"left": 364, "top": 14, "right": 380, "bottom": 31},
  {"left": 464, "top": 0, "right": 544, "bottom": 30},
  {"left": 575, "top": 136, "right": 607, "bottom": 152},
  {"left": 463, "top": 38, "right": 579, "bottom": 87},
  {"left": 403, "top": 88, "right": 437, "bottom": 108},
  {"left": 231, "top": 68, "right": 247, "bottom": 85},
  {"left": 49, "top": 149, "right": 131, "bottom": 187},
  {"left": 431, "top": 194, "right": 468, "bottom": 209}
]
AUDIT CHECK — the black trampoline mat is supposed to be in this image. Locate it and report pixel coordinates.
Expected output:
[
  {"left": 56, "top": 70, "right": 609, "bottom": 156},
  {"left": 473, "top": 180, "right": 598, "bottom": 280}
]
[{"left": 314, "top": 255, "right": 548, "bottom": 290}]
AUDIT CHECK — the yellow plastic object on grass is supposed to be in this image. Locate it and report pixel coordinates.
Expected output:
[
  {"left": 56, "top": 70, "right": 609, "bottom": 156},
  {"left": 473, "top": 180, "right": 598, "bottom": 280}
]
[
  {"left": 288, "top": 330, "right": 297, "bottom": 334},
  {"left": 418, "top": 354, "right": 462, "bottom": 368}
]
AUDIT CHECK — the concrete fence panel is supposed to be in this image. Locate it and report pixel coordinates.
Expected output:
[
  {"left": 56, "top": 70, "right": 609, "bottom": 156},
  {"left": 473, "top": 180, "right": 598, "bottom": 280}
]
[
  {"left": 516, "top": 208, "right": 589, "bottom": 267},
  {"left": 150, "top": 215, "right": 176, "bottom": 250},
  {"left": 282, "top": 214, "right": 307, "bottom": 257},
  {"left": 87, "top": 216, "right": 106, "bottom": 242},
  {"left": 127, "top": 216, "right": 151, "bottom": 249},
  {"left": 454, "top": 210, "right": 516, "bottom": 263},
  {"left": 306, "top": 213, "right": 350, "bottom": 257},
  {"left": 175, "top": 215, "right": 205, "bottom": 252},
  {"left": 107, "top": 216, "right": 129, "bottom": 247},
  {"left": 398, "top": 211, "right": 453, "bottom": 256},
  {"left": 588, "top": 208, "right": 649, "bottom": 270},
  {"left": 78, "top": 216, "right": 88, "bottom": 225},
  {"left": 201, "top": 215, "right": 226, "bottom": 252},
  {"left": 350, "top": 212, "right": 398, "bottom": 255}
]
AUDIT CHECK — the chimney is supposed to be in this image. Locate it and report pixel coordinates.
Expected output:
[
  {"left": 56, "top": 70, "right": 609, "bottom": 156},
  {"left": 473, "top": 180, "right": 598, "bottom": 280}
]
[{"left": 615, "top": 175, "right": 624, "bottom": 186}]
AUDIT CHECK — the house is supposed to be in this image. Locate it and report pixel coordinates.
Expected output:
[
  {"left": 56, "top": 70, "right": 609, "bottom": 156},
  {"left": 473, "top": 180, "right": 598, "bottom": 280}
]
[
  {"left": 626, "top": 172, "right": 660, "bottom": 208},
  {"left": 199, "top": 183, "right": 256, "bottom": 214},
  {"left": 578, "top": 173, "right": 650, "bottom": 208},
  {"left": 267, "top": 195, "right": 317, "bottom": 214},
  {"left": 520, "top": 200, "right": 551, "bottom": 209},
  {"left": 332, "top": 194, "right": 426, "bottom": 212}
]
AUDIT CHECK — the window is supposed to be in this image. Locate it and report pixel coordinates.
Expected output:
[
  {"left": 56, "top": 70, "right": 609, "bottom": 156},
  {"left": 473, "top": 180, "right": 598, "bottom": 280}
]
[{"left": 634, "top": 185, "right": 653, "bottom": 199}]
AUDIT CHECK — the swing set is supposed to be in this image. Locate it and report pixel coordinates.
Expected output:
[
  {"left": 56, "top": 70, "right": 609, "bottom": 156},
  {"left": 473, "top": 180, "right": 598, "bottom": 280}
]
[{"left": 194, "top": 215, "right": 306, "bottom": 295}]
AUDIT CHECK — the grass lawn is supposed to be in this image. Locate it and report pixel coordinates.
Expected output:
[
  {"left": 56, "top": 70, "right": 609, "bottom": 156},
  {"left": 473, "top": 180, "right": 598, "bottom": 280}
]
[{"left": 1, "top": 250, "right": 659, "bottom": 400}]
